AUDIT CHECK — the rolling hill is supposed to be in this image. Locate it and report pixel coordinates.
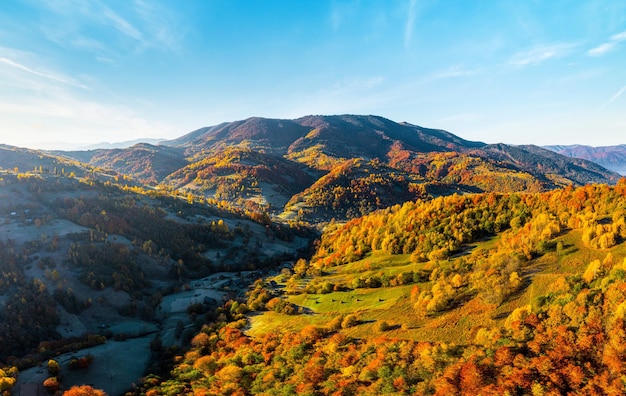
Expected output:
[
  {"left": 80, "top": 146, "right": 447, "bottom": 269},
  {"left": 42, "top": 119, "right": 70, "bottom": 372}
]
[
  {"left": 52, "top": 115, "right": 619, "bottom": 224},
  {"left": 61, "top": 144, "right": 188, "bottom": 185}
]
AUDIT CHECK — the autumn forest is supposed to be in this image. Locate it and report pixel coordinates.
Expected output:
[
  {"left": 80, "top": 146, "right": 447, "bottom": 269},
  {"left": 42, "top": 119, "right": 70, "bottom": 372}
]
[{"left": 1, "top": 115, "right": 626, "bottom": 395}]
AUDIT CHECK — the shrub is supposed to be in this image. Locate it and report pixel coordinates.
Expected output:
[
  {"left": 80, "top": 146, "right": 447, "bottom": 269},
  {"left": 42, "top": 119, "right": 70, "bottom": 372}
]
[
  {"left": 341, "top": 314, "right": 359, "bottom": 329},
  {"left": 63, "top": 385, "right": 107, "bottom": 396},
  {"left": 374, "top": 320, "right": 392, "bottom": 332},
  {"left": 47, "top": 359, "right": 60, "bottom": 375},
  {"left": 43, "top": 377, "right": 60, "bottom": 393}
]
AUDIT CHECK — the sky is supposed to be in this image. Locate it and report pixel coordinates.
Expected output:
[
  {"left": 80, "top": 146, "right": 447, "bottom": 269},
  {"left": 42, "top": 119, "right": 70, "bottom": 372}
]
[{"left": 0, "top": 0, "right": 625, "bottom": 149}]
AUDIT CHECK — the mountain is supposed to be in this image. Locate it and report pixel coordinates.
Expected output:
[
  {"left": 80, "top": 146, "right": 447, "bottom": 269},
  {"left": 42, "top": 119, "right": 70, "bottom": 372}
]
[
  {"left": 161, "top": 146, "right": 320, "bottom": 209},
  {"left": 0, "top": 144, "right": 94, "bottom": 178},
  {"left": 29, "top": 138, "right": 166, "bottom": 151},
  {"left": 545, "top": 144, "right": 626, "bottom": 175},
  {"left": 165, "top": 118, "right": 311, "bottom": 155},
  {"left": 48, "top": 115, "right": 622, "bottom": 223},
  {"left": 282, "top": 157, "right": 427, "bottom": 222},
  {"left": 59, "top": 144, "right": 188, "bottom": 185},
  {"left": 163, "top": 115, "right": 485, "bottom": 167},
  {"left": 477, "top": 144, "right": 619, "bottom": 185},
  {"left": 78, "top": 138, "right": 166, "bottom": 150},
  {"left": 159, "top": 116, "right": 618, "bottom": 187}
]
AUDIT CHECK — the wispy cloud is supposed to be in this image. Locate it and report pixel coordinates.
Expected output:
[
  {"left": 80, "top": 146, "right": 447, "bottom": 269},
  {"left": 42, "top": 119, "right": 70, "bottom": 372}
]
[
  {"left": 34, "top": 0, "right": 182, "bottom": 59},
  {"left": 133, "top": 0, "right": 182, "bottom": 53},
  {"left": 0, "top": 46, "right": 168, "bottom": 147},
  {"left": 0, "top": 57, "right": 90, "bottom": 90},
  {"left": 587, "top": 43, "right": 614, "bottom": 56},
  {"left": 587, "top": 30, "right": 626, "bottom": 56},
  {"left": 0, "top": 95, "right": 172, "bottom": 147},
  {"left": 404, "top": 0, "right": 418, "bottom": 47},
  {"left": 600, "top": 85, "right": 626, "bottom": 110},
  {"left": 431, "top": 65, "right": 475, "bottom": 80},
  {"left": 0, "top": 83, "right": 171, "bottom": 146},
  {"left": 508, "top": 43, "right": 575, "bottom": 67},
  {"left": 100, "top": 6, "right": 144, "bottom": 43},
  {"left": 613, "top": 31, "right": 626, "bottom": 41}
]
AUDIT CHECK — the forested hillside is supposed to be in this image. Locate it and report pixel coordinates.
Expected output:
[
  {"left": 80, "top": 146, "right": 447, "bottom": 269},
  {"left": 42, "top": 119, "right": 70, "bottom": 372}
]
[
  {"left": 0, "top": 168, "right": 312, "bottom": 395},
  {"left": 140, "top": 180, "right": 626, "bottom": 395},
  {"left": 55, "top": 115, "right": 620, "bottom": 224}
]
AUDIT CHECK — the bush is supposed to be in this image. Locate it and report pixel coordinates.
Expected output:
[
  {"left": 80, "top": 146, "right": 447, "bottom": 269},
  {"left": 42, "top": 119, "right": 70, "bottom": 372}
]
[
  {"left": 69, "top": 354, "right": 94, "bottom": 370},
  {"left": 327, "top": 314, "right": 344, "bottom": 331},
  {"left": 341, "top": 314, "right": 359, "bottom": 329},
  {"left": 374, "top": 320, "right": 392, "bottom": 332},
  {"left": 47, "top": 359, "right": 60, "bottom": 375},
  {"left": 0, "top": 377, "right": 16, "bottom": 392},
  {"left": 43, "top": 377, "right": 60, "bottom": 393},
  {"left": 63, "top": 385, "right": 107, "bottom": 396}
]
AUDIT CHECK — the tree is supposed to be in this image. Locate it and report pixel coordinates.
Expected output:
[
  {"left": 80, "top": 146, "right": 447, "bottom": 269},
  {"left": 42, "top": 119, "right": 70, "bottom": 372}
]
[
  {"left": 375, "top": 320, "right": 392, "bottom": 332},
  {"left": 583, "top": 260, "right": 602, "bottom": 284},
  {"left": 43, "top": 377, "right": 60, "bottom": 393},
  {"left": 341, "top": 314, "right": 359, "bottom": 329},
  {"left": 47, "top": 359, "right": 60, "bottom": 376},
  {"left": 0, "top": 368, "right": 16, "bottom": 392},
  {"left": 63, "top": 385, "right": 107, "bottom": 396}
]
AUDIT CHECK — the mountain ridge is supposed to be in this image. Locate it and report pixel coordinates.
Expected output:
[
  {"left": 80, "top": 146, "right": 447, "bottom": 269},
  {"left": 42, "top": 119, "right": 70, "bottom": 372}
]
[
  {"left": 545, "top": 144, "right": 626, "bottom": 175},
  {"left": 2, "top": 115, "right": 621, "bottom": 224}
]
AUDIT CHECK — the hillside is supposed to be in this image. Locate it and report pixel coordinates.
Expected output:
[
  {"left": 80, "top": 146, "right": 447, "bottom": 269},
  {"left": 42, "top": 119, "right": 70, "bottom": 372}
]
[
  {"left": 140, "top": 181, "right": 626, "bottom": 395},
  {"left": 161, "top": 147, "right": 320, "bottom": 210},
  {"left": 55, "top": 115, "right": 620, "bottom": 223},
  {"left": 0, "top": 144, "right": 97, "bottom": 179},
  {"left": 62, "top": 144, "right": 188, "bottom": 185},
  {"left": 282, "top": 158, "right": 426, "bottom": 222},
  {"left": 0, "top": 169, "right": 312, "bottom": 395},
  {"left": 545, "top": 144, "right": 626, "bottom": 175}
]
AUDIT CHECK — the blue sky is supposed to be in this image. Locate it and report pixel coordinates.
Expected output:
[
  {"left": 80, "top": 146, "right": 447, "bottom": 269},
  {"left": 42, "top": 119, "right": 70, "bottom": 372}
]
[{"left": 0, "top": 0, "right": 625, "bottom": 149}]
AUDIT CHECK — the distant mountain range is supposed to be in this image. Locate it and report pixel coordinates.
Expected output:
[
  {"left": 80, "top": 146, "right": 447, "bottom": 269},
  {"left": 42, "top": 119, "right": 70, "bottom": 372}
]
[
  {"left": 1, "top": 115, "right": 621, "bottom": 223},
  {"left": 32, "top": 138, "right": 166, "bottom": 151},
  {"left": 545, "top": 144, "right": 626, "bottom": 175}
]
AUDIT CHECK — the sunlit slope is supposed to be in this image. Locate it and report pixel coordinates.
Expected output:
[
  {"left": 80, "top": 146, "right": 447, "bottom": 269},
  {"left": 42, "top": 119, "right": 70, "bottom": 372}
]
[
  {"left": 142, "top": 181, "right": 626, "bottom": 395},
  {"left": 248, "top": 182, "right": 626, "bottom": 343}
]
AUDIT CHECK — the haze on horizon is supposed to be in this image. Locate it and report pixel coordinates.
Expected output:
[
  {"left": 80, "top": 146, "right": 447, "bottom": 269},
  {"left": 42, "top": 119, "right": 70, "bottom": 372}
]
[{"left": 0, "top": 0, "right": 625, "bottom": 150}]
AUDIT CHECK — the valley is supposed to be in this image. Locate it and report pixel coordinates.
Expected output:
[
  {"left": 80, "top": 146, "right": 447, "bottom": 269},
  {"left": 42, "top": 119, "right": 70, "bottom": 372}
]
[
  {"left": 0, "top": 115, "right": 625, "bottom": 395},
  {"left": 0, "top": 169, "right": 309, "bottom": 395}
]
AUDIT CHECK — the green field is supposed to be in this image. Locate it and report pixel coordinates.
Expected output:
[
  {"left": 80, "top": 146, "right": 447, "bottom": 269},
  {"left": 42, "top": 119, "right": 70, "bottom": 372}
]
[{"left": 248, "top": 226, "right": 626, "bottom": 344}]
